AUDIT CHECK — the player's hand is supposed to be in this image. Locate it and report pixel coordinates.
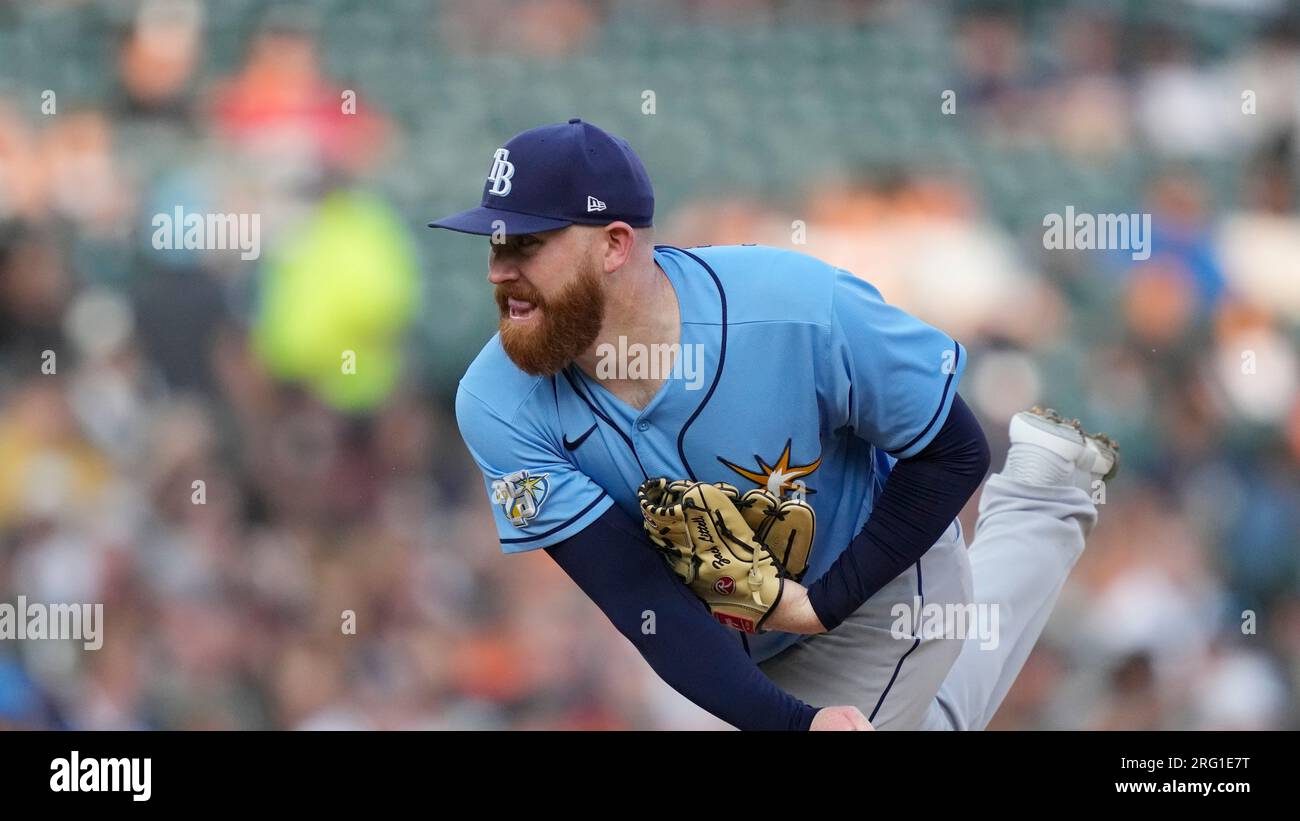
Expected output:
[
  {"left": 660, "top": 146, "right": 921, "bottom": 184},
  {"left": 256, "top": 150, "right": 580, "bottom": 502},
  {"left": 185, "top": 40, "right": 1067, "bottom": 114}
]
[
  {"left": 762, "top": 581, "right": 826, "bottom": 635},
  {"left": 811, "top": 706, "right": 874, "bottom": 731}
]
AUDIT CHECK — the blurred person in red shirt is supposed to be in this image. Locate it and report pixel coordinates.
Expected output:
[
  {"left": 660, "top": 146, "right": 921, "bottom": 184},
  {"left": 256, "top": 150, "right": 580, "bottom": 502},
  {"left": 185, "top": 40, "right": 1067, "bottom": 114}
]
[{"left": 209, "top": 8, "right": 387, "bottom": 179}]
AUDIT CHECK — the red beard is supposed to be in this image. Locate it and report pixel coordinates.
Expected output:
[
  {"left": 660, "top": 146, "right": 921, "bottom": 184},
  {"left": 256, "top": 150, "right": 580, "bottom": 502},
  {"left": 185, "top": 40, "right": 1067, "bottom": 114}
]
[{"left": 496, "top": 261, "right": 606, "bottom": 376}]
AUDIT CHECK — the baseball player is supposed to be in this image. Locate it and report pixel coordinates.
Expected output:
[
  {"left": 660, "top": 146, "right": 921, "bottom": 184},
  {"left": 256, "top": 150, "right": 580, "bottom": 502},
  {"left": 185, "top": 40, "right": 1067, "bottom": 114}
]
[{"left": 429, "top": 119, "right": 1117, "bottom": 730}]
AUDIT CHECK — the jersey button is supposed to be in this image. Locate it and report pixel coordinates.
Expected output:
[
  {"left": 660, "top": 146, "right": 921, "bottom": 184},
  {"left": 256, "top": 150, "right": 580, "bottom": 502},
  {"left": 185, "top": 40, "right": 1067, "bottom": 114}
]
[{"left": 636, "top": 420, "right": 650, "bottom": 431}]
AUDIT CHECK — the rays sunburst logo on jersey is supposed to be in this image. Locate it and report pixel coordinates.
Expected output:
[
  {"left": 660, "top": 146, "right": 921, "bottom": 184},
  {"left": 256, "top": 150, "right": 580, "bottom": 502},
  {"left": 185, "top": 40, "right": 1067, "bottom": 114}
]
[
  {"left": 491, "top": 469, "right": 550, "bottom": 527},
  {"left": 718, "top": 439, "right": 822, "bottom": 498}
]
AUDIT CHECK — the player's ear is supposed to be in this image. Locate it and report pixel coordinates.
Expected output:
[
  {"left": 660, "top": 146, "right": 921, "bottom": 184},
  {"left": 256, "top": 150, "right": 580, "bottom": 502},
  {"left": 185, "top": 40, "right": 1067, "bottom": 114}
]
[{"left": 599, "top": 221, "right": 636, "bottom": 274}]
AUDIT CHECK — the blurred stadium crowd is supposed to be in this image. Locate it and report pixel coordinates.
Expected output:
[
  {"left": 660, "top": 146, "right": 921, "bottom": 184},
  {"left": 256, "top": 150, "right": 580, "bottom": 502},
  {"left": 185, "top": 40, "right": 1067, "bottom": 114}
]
[{"left": 0, "top": 0, "right": 1298, "bottom": 729}]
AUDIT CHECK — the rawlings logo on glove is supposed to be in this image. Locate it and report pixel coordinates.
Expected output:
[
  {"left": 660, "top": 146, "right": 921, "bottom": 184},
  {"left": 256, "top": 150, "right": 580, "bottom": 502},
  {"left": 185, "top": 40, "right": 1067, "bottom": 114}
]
[{"left": 637, "top": 478, "right": 815, "bottom": 634}]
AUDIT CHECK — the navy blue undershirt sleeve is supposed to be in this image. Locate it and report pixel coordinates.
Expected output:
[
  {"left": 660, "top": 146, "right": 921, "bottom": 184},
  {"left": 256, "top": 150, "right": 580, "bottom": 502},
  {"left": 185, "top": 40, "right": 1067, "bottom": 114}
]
[
  {"left": 545, "top": 503, "right": 820, "bottom": 731},
  {"left": 807, "top": 393, "right": 991, "bottom": 632}
]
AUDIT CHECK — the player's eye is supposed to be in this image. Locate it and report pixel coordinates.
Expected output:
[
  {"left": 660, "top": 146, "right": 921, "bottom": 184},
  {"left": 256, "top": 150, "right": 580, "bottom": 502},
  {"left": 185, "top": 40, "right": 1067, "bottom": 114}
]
[{"left": 491, "top": 236, "right": 540, "bottom": 256}]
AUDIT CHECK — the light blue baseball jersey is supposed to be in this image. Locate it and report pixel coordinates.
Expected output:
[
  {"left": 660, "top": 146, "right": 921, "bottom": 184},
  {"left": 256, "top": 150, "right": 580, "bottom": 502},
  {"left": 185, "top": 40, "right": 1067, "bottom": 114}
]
[{"left": 456, "top": 244, "right": 967, "bottom": 662}]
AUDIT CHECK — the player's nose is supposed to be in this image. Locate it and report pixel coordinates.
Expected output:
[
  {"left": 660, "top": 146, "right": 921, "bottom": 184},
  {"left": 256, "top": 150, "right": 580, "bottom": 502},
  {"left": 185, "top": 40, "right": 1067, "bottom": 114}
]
[{"left": 487, "top": 255, "right": 520, "bottom": 285}]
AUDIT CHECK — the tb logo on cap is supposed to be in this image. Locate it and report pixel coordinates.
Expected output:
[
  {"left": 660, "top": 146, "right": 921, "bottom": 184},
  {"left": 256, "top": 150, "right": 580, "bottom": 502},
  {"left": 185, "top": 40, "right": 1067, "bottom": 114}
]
[{"left": 487, "top": 148, "right": 515, "bottom": 197}]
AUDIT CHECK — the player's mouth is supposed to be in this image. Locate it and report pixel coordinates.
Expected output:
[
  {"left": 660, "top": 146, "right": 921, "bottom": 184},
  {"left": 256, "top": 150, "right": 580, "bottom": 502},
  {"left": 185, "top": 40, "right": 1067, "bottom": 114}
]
[{"left": 507, "top": 298, "right": 538, "bottom": 321}]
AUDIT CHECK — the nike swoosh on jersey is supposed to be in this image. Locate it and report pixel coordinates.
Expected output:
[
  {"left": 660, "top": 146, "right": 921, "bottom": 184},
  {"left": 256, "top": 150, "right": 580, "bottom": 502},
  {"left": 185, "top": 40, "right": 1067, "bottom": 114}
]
[{"left": 563, "top": 424, "right": 598, "bottom": 451}]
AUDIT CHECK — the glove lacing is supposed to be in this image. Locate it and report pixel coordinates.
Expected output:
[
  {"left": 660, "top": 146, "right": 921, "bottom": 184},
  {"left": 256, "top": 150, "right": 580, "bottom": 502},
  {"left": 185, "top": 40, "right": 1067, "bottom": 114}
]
[{"left": 707, "top": 508, "right": 769, "bottom": 607}]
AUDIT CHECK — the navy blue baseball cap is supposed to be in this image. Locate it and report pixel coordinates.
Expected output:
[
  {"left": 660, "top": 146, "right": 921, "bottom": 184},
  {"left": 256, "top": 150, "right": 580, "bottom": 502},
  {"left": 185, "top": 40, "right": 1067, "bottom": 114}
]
[{"left": 428, "top": 118, "right": 654, "bottom": 236}]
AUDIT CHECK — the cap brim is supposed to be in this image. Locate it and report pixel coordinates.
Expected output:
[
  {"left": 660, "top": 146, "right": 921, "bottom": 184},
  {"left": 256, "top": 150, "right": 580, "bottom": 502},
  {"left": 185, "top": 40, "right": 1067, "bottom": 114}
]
[{"left": 426, "top": 206, "right": 574, "bottom": 236}]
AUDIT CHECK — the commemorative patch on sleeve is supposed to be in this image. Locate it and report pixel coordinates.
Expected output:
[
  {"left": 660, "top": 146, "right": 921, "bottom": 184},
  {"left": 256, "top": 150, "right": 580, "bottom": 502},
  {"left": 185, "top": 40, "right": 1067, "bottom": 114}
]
[{"left": 490, "top": 469, "right": 550, "bottom": 527}]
